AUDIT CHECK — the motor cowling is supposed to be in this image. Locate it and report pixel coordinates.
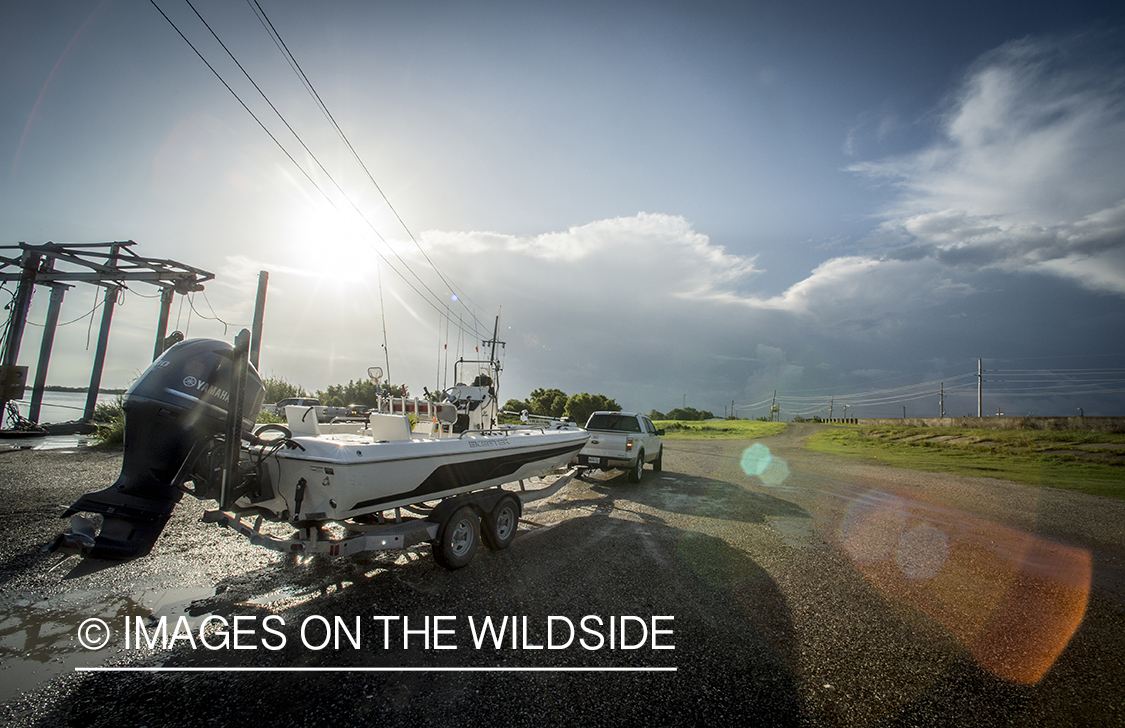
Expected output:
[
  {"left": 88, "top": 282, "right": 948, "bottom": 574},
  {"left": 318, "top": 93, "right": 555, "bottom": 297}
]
[{"left": 53, "top": 338, "right": 263, "bottom": 561}]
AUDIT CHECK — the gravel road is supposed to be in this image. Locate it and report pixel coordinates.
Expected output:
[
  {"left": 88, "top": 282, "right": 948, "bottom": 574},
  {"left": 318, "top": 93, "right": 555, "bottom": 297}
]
[{"left": 1, "top": 425, "right": 1122, "bottom": 727}]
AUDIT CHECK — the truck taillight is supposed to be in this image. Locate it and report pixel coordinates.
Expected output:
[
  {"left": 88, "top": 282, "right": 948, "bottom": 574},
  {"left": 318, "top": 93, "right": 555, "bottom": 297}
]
[{"left": 626, "top": 437, "right": 634, "bottom": 451}]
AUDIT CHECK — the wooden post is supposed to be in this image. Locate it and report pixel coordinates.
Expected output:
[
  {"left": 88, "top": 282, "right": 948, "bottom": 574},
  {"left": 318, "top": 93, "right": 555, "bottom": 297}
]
[
  {"left": 249, "top": 270, "right": 268, "bottom": 371},
  {"left": 83, "top": 284, "right": 120, "bottom": 421},
  {"left": 28, "top": 284, "right": 68, "bottom": 424},
  {"left": 220, "top": 329, "right": 251, "bottom": 509},
  {"left": 153, "top": 286, "right": 175, "bottom": 360}
]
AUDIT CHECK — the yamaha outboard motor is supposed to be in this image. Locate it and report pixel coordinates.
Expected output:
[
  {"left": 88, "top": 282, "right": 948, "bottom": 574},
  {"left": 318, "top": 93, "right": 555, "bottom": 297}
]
[{"left": 51, "top": 335, "right": 263, "bottom": 561}]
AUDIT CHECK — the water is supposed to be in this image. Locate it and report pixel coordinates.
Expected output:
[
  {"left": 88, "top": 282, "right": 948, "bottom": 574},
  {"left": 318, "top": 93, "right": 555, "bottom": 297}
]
[
  {"left": 6, "top": 390, "right": 120, "bottom": 426},
  {"left": 1, "top": 390, "right": 119, "bottom": 449}
]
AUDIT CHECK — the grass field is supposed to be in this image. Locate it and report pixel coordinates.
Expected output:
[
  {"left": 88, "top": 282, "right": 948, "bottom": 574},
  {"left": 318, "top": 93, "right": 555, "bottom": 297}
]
[
  {"left": 805, "top": 426, "right": 1125, "bottom": 499},
  {"left": 653, "top": 419, "right": 788, "bottom": 440}
]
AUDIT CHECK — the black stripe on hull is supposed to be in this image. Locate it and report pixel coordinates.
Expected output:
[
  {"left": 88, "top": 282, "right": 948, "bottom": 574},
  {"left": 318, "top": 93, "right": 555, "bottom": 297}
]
[{"left": 351, "top": 442, "right": 583, "bottom": 511}]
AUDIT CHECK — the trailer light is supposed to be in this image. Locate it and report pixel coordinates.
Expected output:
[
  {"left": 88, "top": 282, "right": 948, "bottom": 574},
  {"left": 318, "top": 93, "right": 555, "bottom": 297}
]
[{"left": 290, "top": 543, "right": 304, "bottom": 552}]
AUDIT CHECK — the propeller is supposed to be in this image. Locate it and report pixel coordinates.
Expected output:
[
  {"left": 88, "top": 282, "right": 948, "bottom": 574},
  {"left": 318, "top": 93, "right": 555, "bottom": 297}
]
[{"left": 45, "top": 515, "right": 97, "bottom": 555}]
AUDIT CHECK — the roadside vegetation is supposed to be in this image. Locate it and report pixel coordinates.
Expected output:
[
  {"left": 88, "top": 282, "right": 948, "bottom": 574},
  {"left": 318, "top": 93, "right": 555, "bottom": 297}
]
[
  {"left": 649, "top": 406, "right": 715, "bottom": 421},
  {"left": 92, "top": 395, "right": 125, "bottom": 447},
  {"left": 806, "top": 425, "right": 1125, "bottom": 499},
  {"left": 654, "top": 419, "right": 787, "bottom": 440}
]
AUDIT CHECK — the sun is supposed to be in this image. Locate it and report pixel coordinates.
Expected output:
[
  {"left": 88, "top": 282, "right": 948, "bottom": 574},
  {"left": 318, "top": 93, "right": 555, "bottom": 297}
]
[{"left": 282, "top": 196, "right": 385, "bottom": 283}]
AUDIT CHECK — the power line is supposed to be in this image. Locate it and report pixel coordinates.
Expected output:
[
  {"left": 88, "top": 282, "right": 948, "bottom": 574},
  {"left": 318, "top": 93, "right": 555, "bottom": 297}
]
[
  {"left": 738, "top": 363, "right": 1125, "bottom": 418},
  {"left": 170, "top": 0, "right": 484, "bottom": 342},
  {"left": 149, "top": 0, "right": 488, "bottom": 344},
  {"left": 244, "top": 0, "right": 490, "bottom": 335}
]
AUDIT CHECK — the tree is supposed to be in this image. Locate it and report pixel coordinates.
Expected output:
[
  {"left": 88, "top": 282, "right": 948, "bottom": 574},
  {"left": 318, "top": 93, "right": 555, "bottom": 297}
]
[
  {"left": 565, "top": 392, "right": 621, "bottom": 425},
  {"left": 528, "top": 388, "right": 569, "bottom": 417},
  {"left": 262, "top": 374, "right": 306, "bottom": 404},
  {"left": 649, "top": 409, "right": 667, "bottom": 420},
  {"left": 502, "top": 398, "right": 530, "bottom": 413},
  {"left": 664, "top": 407, "right": 714, "bottom": 421},
  {"left": 316, "top": 380, "right": 408, "bottom": 407}
]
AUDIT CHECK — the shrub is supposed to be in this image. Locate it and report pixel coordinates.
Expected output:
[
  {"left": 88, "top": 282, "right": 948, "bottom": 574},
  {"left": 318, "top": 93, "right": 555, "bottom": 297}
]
[{"left": 92, "top": 395, "right": 125, "bottom": 447}]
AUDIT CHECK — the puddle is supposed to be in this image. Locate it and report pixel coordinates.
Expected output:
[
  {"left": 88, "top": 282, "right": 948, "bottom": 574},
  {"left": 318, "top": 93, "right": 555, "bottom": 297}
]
[
  {"left": 241, "top": 585, "right": 318, "bottom": 611},
  {"left": 0, "top": 435, "right": 97, "bottom": 452},
  {"left": 0, "top": 586, "right": 214, "bottom": 704}
]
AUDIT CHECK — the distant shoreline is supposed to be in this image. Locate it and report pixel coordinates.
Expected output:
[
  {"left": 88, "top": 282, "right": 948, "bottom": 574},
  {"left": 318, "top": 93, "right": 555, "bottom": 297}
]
[{"left": 39, "top": 386, "right": 127, "bottom": 395}]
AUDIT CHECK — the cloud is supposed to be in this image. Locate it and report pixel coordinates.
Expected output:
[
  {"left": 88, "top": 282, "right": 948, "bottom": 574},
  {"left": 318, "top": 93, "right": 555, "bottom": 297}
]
[
  {"left": 732, "top": 32, "right": 1125, "bottom": 333},
  {"left": 420, "top": 212, "right": 761, "bottom": 304},
  {"left": 741, "top": 344, "right": 804, "bottom": 405},
  {"left": 848, "top": 33, "right": 1125, "bottom": 294}
]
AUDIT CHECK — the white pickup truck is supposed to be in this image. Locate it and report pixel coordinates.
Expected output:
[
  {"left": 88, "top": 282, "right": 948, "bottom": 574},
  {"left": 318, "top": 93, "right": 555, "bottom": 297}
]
[{"left": 575, "top": 411, "right": 664, "bottom": 482}]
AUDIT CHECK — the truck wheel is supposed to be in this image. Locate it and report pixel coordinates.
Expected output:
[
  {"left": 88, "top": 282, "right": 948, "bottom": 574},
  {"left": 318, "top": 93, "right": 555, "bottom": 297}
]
[
  {"left": 432, "top": 506, "right": 480, "bottom": 569},
  {"left": 483, "top": 495, "right": 521, "bottom": 550},
  {"left": 628, "top": 451, "right": 644, "bottom": 483},
  {"left": 653, "top": 446, "right": 663, "bottom": 472}
]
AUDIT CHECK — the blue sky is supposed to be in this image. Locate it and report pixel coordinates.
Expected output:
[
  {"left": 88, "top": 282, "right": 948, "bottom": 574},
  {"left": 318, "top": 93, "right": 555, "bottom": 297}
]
[{"left": 3, "top": 0, "right": 1124, "bottom": 418}]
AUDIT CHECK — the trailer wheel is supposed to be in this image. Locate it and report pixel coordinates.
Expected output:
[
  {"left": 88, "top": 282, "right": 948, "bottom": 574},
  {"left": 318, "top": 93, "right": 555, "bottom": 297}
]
[
  {"left": 483, "top": 495, "right": 521, "bottom": 550},
  {"left": 628, "top": 450, "right": 644, "bottom": 483},
  {"left": 433, "top": 506, "right": 480, "bottom": 569}
]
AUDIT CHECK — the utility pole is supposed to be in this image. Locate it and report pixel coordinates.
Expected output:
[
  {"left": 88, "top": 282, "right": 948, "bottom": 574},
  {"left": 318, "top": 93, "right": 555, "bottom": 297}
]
[
  {"left": 843, "top": 404, "right": 848, "bottom": 420},
  {"left": 940, "top": 382, "right": 945, "bottom": 418},
  {"left": 829, "top": 396, "right": 834, "bottom": 420},
  {"left": 483, "top": 314, "right": 502, "bottom": 365},
  {"left": 977, "top": 358, "right": 983, "bottom": 417}
]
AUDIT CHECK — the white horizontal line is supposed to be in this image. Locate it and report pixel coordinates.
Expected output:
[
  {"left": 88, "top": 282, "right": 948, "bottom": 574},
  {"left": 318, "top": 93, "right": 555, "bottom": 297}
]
[{"left": 77, "top": 666, "right": 676, "bottom": 673}]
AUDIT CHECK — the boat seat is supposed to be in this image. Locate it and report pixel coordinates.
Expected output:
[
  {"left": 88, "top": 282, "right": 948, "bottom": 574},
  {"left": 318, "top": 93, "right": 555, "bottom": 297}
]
[
  {"left": 368, "top": 413, "right": 411, "bottom": 441},
  {"left": 285, "top": 406, "right": 321, "bottom": 436}
]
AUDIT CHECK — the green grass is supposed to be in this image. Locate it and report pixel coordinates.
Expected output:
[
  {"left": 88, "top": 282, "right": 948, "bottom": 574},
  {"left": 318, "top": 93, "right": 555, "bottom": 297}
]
[
  {"left": 806, "top": 426, "right": 1125, "bottom": 499},
  {"left": 653, "top": 420, "right": 788, "bottom": 440}
]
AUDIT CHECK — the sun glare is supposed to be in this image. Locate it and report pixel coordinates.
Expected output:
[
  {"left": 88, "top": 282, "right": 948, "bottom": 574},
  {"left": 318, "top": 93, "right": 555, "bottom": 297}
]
[{"left": 283, "top": 198, "right": 382, "bottom": 283}]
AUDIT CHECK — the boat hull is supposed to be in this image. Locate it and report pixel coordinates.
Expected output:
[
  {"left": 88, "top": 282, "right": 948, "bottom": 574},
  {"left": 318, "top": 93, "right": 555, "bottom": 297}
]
[{"left": 248, "top": 428, "right": 589, "bottom": 522}]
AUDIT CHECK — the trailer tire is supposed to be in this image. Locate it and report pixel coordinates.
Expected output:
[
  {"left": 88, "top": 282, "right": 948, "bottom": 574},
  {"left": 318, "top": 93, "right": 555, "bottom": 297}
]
[
  {"left": 433, "top": 506, "right": 480, "bottom": 569},
  {"left": 628, "top": 451, "right": 644, "bottom": 483},
  {"left": 483, "top": 495, "right": 521, "bottom": 550}
]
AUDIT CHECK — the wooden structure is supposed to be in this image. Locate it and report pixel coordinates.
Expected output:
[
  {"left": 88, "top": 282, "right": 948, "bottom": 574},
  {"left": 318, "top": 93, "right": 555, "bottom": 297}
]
[{"left": 0, "top": 241, "right": 215, "bottom": 427}]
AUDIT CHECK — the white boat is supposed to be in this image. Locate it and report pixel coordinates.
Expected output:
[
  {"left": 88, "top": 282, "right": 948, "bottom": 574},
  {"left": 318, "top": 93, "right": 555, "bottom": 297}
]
[
  {"left": 244, "top": 408, "right": 588, "bottom": 523},
  {"left": 51, "top": 334, "right": 589, "bottom": 570}
]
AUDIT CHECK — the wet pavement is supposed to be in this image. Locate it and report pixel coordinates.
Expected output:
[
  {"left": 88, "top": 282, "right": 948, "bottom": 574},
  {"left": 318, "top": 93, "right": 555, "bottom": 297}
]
[{"left": 1, "top": 426, "right": 1122, "bottom": 726}]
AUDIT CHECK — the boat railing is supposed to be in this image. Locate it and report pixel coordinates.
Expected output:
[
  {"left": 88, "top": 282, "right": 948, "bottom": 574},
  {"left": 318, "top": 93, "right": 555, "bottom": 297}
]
[
  {"left": 458, "top": 426, "right": 549, "bottom": 439},
  {"left": 500, "top": 409, "right": 579, "bottom": 429}
]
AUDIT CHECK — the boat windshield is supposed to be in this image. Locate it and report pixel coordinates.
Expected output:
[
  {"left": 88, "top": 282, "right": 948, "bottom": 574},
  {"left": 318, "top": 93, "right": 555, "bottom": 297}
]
[{"left": 586, "top": 414, "right": 640, "bottom": 432}]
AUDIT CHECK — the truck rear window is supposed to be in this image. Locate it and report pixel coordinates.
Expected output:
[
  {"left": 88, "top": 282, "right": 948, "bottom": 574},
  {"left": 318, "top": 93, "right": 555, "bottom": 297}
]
[{"left": 586, "top": 414, "right": 641, "bottom": 432}]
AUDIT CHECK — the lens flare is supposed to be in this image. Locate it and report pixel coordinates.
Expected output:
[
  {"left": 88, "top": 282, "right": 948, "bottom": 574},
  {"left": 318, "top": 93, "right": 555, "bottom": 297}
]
[
  {"left": 740, "top": 443, "right": 771, "bottom": 476},
  {"left": 740, "top": 444, "right": 790, "bottom": 486},
  {"left": 895, "top": 524, "right": 950, "bottom": 580},
  {"left": 823, "top": 485, "right": 1091, "bottom": 684}
]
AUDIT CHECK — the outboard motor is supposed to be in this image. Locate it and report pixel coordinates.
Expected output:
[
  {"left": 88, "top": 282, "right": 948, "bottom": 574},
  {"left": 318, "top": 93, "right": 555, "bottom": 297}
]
[{"left": 51, "top": 335, "right": 263, "bottom": 560}]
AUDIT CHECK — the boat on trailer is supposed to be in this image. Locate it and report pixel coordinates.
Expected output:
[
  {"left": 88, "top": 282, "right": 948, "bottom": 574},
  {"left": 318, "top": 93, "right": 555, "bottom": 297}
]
[{"left": 50, "top": 332, "right": 588, "bottom": 570}]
